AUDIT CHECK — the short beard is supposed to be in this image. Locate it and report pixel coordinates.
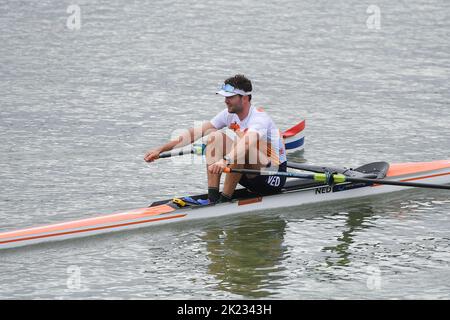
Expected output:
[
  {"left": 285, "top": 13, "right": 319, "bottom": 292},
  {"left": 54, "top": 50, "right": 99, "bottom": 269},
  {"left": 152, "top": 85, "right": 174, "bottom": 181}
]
[{"left": 228, "top": 98, "right": 243, "bottom": 113}]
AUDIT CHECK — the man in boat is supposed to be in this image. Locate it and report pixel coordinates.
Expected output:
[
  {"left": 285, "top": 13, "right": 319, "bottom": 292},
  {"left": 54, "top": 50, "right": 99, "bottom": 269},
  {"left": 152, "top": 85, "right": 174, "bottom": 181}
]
[{"left": 144, "top": 74, "right": 287, "bottom": 203}]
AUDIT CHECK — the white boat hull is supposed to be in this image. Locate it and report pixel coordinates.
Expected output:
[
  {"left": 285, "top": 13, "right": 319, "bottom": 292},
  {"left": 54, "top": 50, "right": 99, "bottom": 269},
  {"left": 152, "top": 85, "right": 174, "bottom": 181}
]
[{"left": 1, "top": 160, "right": 449, "bottom": 250}]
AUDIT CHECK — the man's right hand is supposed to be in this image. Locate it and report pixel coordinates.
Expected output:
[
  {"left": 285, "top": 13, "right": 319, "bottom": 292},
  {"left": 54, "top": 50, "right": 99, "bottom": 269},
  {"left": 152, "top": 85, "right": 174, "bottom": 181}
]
[{"left": 144, "top": 149, "right": 162, "bottom": 162}]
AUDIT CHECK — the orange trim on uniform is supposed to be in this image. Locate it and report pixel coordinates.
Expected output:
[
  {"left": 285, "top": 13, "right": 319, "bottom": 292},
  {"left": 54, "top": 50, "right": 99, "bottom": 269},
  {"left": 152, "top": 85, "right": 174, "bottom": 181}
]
[{"left": 229, "top": 122, "right": 240, "bottom": 132}]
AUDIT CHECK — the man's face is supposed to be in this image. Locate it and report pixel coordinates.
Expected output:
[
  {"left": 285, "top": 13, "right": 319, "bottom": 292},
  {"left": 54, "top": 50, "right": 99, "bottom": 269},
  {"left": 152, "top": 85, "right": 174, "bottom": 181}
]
[{"left": 225, "top": 95, "right": 243, "bottom": 113}]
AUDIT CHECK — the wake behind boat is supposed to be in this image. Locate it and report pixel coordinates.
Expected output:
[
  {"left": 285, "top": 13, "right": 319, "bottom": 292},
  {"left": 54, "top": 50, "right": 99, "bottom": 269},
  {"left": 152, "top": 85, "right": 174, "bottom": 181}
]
[{"left": 1, "top": 159, "right": 449, "bottom": 250}]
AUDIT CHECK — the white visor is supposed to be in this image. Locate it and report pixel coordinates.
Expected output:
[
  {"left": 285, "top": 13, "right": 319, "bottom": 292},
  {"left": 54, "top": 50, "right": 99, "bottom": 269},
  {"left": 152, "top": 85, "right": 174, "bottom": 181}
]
[{"left": 216, "top": 84, "right": 252, "bottom": 97}]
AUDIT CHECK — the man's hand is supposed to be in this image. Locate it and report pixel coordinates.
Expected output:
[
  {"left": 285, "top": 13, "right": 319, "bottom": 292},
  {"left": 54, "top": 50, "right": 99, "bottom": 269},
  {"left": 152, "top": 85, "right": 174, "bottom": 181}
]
[
  {"left": 208, "top": 159, "right": 228, "bottom": 174},
  {"left": 144, "top": 148, "right": 162, "bottom": 162}
]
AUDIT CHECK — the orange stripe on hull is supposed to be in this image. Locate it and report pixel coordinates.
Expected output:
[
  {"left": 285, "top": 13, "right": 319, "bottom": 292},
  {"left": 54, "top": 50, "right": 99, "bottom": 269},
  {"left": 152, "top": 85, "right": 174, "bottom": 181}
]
[
  {"left": 387, "top": 160, "right": 450, "bottom": 177},
  {"left": 0, "top": 205, "right": 175, "bottom": 240},
  {"left": 400, "top": 171, "right": 450, "bottom": 183},
  {"left": 0, "top": 213, "right": 186, "bottom": 246},
  {"left": 238, "top": 197, "right": 262, "bottom": 206}
]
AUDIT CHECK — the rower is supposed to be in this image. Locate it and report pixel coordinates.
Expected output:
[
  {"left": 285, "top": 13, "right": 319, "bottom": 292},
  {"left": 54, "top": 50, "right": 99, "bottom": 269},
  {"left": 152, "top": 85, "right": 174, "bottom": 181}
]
[{"left": 144, "top": 74, "right": 288, "bottom": 203}]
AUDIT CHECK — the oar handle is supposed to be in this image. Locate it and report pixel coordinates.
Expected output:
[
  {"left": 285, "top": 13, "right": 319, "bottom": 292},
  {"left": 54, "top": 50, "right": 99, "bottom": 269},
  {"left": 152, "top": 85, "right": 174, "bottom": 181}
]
[
  {"left": 159, "top": 150, "right": 190, "bottom": 158},
  {"left": 159, "top": 144, "right": 206, "bottom": 158}
]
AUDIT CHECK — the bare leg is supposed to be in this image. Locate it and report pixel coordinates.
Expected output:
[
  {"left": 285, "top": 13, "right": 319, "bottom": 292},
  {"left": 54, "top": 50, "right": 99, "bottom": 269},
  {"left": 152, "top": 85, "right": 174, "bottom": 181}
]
[
  {"left": 206, "top": 131, "right": 273, "bottom": 200},
  {"left": 222, "top": 137, "right": 271, "bottom": 197},
  {"left": 221, "top": 164, "right": 242, "bottom": 197},
  {"left": 205, "top": 131, "right": 233, "bottom": 190}
]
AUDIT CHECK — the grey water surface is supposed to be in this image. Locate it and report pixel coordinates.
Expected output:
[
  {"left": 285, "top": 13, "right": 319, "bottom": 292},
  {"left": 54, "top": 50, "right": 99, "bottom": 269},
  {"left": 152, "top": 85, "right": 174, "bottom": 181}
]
[{"left": 0, "top": 0, "right": 449, "bottom": 299}]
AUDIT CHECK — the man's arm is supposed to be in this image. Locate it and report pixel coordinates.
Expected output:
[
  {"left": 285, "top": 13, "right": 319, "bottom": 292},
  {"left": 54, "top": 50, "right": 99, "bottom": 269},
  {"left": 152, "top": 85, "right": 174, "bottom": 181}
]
[{"left": 144, "top": 121, "right": 217, "bottom": 162}]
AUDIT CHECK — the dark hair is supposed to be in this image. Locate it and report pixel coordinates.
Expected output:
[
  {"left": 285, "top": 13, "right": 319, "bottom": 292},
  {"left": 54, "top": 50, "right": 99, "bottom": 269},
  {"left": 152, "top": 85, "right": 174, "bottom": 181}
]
[{"left": 224, "top": 74, "right": 252, "bottom": 101}]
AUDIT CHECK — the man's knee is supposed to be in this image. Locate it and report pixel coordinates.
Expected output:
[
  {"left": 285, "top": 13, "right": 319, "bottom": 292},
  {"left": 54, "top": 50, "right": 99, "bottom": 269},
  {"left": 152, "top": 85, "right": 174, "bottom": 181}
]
[
  {"left": 207, "top": 131, "right": 226, "bottom": 146},
  {"left": 207, "top": 131, "right": 234, "bottom": 156},
  {"left": 205, "top": 132, "right": 228, "bottom": 162}
]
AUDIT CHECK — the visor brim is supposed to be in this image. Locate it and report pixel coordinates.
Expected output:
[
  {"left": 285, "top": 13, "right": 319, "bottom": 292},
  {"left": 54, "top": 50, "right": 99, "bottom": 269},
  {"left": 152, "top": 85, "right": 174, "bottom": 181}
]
[{"left": 216, "top": 90, "right": 238, "bottom": 97}]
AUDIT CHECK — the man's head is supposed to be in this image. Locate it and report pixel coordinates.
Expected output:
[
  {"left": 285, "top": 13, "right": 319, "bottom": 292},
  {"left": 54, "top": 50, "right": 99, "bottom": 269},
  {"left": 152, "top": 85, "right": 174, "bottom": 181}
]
[{"left": 216, "top": 74, "right": 252, "bottom": 114}]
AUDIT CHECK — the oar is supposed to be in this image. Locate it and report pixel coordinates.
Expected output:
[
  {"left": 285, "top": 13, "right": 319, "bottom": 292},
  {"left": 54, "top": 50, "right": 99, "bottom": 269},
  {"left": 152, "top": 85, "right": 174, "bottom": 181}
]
[
  {"left": 287, "top": 162, "right": 335, "bottom": 173},
  {"left": 287, "top": 162, "right": 355, "bottom": 174},
  {"left": 159, "top": 144, "right": 206, "bottom": 158},
  {"left": 223, "top": 168, "right": 450, "bottom": 190}
]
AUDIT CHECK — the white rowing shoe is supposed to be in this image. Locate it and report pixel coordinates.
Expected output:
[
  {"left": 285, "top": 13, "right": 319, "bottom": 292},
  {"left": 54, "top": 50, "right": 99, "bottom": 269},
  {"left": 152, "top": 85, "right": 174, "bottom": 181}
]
[{"left": 1, "top": 159, "right": 449, "bottom": 250}]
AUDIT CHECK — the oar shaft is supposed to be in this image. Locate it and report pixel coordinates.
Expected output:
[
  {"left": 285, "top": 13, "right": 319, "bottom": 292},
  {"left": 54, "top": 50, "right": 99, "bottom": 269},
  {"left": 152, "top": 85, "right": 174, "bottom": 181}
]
[
  {"left": 287, "top": 162, "right": 345, "bottom": 173},
  {"left": 345, "top": 177, "right": 450, "bottom": 190},
  {"left": 224, "top": 168, "right": 314, "bottom": 179},
  {"left": 223, "top": 168, "right": 450, "bottom": 190},
  {"left": 223, "top": 168, "right": 340, "bottom": 182}
]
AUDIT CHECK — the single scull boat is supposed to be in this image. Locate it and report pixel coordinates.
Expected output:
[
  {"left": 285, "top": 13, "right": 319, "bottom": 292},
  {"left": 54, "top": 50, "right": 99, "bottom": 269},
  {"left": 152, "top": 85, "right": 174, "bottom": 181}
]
[{"left": 1, "top": 159, "right": 449, "bottom": 250}]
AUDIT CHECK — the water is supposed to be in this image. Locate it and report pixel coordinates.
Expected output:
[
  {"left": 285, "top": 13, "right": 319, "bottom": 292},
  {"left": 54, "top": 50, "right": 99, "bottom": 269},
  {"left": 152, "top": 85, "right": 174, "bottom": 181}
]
[{"left": 0, "top": 0, "right": 449, "bottom": 299}]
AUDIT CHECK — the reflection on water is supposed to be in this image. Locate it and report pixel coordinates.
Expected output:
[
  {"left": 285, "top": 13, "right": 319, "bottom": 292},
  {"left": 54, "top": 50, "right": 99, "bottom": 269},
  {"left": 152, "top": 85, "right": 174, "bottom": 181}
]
[
  {"left": 284, "top": 151, "right": 306, "bottom": 164},
  {"left": 200, "top": 214, "right": 288, "bottom": 298},
  {"left": 197, "top": 191, "right": 450, "bottom": 298},
  {"left": 322, "top": 204, "right": 378, "bottom": 267}
]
